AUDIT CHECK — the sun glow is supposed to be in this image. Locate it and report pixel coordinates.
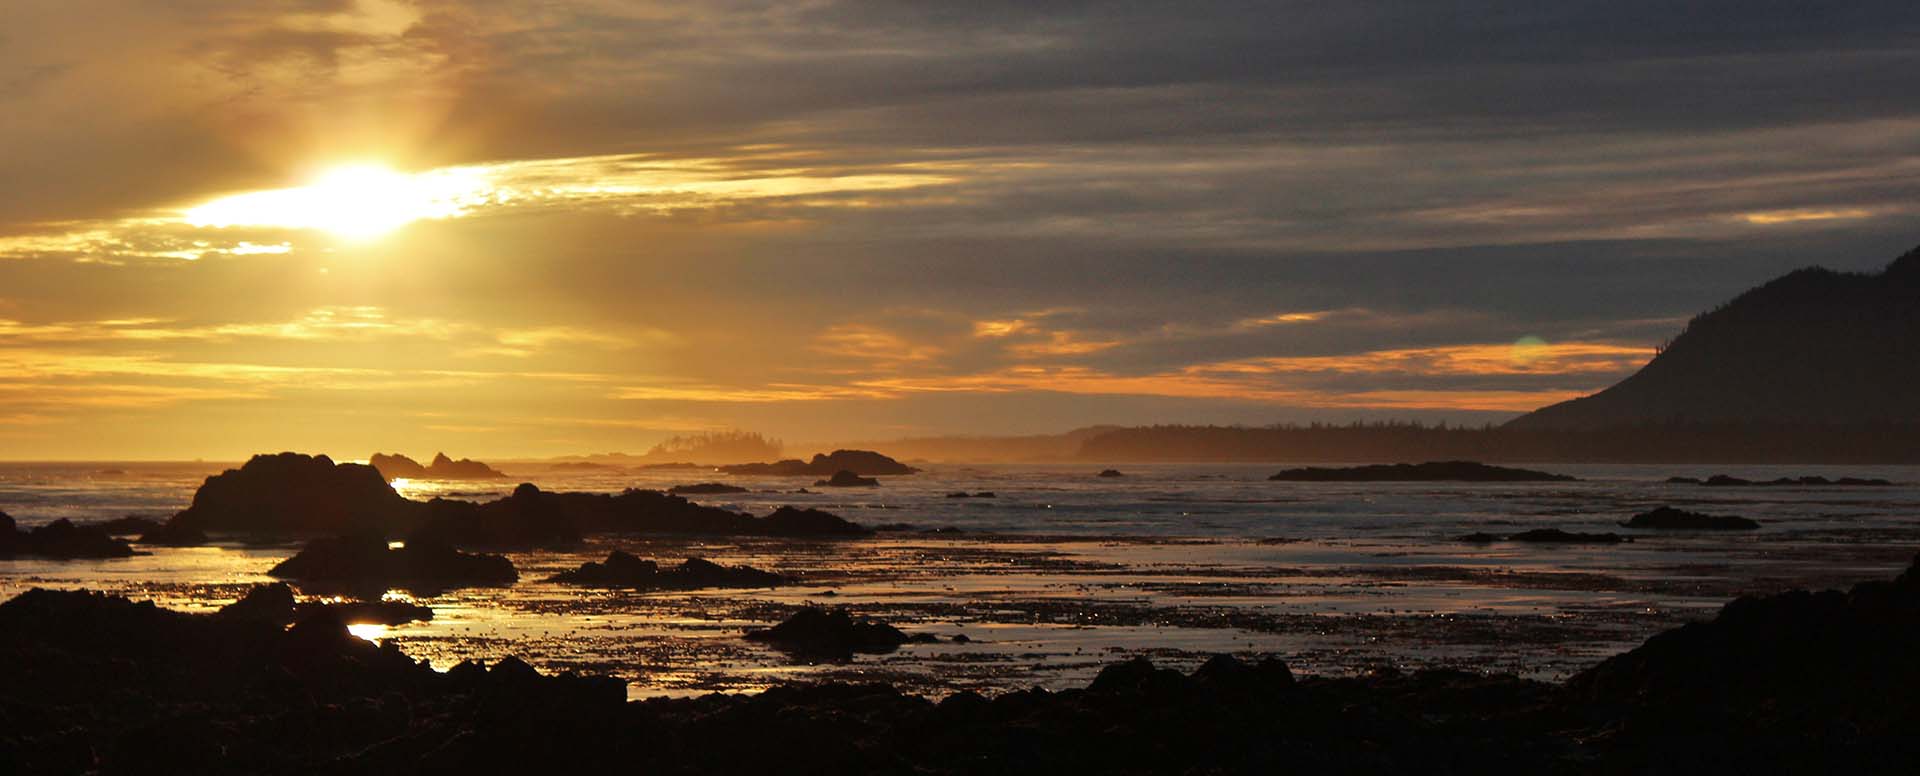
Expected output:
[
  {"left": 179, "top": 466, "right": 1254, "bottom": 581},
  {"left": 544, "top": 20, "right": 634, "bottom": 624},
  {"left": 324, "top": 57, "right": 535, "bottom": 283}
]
[{"left": 184, "top": 163, "right": 490, "bottom": 240}]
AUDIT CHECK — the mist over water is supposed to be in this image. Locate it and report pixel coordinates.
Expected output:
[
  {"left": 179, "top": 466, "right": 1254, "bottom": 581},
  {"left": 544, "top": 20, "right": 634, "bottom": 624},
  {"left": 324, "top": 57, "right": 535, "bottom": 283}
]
[{"left": 5, "top": 461, "right": 1918, "bottom": 697}]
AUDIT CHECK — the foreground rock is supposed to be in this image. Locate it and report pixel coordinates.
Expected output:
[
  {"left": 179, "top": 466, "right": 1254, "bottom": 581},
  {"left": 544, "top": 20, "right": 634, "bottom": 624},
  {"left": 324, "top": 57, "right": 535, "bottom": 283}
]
[
  {"left": 0, "top": 514, "right": 138, "bottom": 559},
  {"left": 1667, "top": 473, "right": 1895, "bottom": 487},
  {"left": 547, "top": 552, "right": 788, "bottom": 590},
  {"left": 1458, "top": 528, "right": 1626, "bottom": 544},
  {"left": 4, "top": 555, "right": 1920, "bottom": 773},
  {"left": 267, "top": 536, "right": 517, "bottom": 590},
  {"left": 1620, "top": 506, "right": 1761, "bottom": 531},
  {"left": 370, "top": 452, "right": 509, "bottom": 480},
  {"left": 720, "top": 449, "right": 920, "bottom": 476},
  {"left": 666, "top": 482, "right": 749, "bottom": 495},
  {"left": 161, "top": 452, "right": 422, "bottom": 538},
  {"left": 814, "top": 470, "right": 880, "bottom": 487},
  {"left": 744, "top": 607, "right": 921, "bottom": 659},
  {"left": 1271, "top": 461, "right": 1577, "bottom": 482}
]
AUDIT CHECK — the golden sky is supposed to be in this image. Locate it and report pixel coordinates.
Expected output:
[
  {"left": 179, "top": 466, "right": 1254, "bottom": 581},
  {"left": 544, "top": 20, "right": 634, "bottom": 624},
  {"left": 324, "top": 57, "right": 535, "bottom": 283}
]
[{"left": 1, "top": 1, "right": 1917, "bottom": 458}]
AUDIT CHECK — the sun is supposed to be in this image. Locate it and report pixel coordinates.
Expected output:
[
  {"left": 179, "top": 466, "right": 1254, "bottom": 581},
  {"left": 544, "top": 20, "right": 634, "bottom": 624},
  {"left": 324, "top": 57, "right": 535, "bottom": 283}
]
[{"left": 184, "top": 162, "right": 489, "bottom": 241}]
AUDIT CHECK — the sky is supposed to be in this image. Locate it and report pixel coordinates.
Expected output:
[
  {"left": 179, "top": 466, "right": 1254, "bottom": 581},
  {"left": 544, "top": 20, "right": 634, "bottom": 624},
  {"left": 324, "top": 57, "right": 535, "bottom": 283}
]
[{"left": 1, "top": 1, "right": 1918, "bottom": 459}]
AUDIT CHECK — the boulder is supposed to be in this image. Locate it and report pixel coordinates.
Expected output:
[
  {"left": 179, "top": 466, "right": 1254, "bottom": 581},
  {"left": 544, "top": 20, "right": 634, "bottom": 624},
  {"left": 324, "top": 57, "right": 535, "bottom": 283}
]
[
  {"left": 744, "top": 607, "right": 914, "bottom": 659},
  {"left": 813, "top": 471, "right": 879, "bottom": 487},
  {"left": 546, "top": 552, "right": 787, "bottom": 590},
  {"left": 163, "top": 453, "right": 423, "bottom": 538},
  {"left": 1620, "top": 506, "right": 1760, "bottom": 531},
  {"left": 216, "top": 583, "right": 296, "bottom": 624},
  {"left": 267, "top": 536, "right": 517, "bottom": 590},
  {"left": 666, "top": 483, "right": 750, "bottom": 495},
  {"left": 1097, "top": 469, "right": 1126, "bottom": 478}
]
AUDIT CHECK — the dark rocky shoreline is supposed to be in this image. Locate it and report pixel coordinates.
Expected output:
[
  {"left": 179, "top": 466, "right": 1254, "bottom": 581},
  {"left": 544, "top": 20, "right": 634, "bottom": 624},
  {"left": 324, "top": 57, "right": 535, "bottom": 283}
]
[{"left": 3, "top": 553, "right": 1917, "bottom": 774}]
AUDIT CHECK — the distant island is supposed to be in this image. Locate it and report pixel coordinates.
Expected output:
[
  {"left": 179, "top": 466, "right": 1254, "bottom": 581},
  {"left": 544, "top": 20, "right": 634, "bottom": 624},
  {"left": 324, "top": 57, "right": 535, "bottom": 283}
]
[{"left": 370, "top": 453, "right": 507, "bottom": 481}]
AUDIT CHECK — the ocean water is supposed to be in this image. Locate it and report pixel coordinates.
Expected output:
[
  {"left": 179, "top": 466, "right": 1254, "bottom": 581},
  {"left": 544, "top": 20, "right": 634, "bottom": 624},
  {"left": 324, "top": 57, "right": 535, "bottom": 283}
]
[{"left": 4, "top": 461, "right": 1918, "bottom": 698}]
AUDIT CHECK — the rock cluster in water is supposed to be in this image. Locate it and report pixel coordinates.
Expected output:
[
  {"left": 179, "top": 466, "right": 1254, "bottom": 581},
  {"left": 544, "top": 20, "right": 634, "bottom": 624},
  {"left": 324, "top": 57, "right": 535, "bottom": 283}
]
[
  {"left": 142, "top": 454, "right": 873, "bottom": 551},
  {"left": 369, "top": 452, "right": 508, "bottom": 480},
  {"left": 1457, "top": 528, "right": 1626, "bottom": 544},
  {"left": 3, "top": 554, "right": 1919, "bottom": 772},
  {"left": 1666, "top": 473, "right": 1894, "bottom": 487},
  {"left": 546, "top": 552, "right": 788, "bottom": 590},
  {"left": 719, "top": 449, "right": 919, "bottom": 476},
  {"left": 1270, "top": 461, "right": 1576, "bottom": 482},
  {"left": 1620, "top": 506, "right": 1761, "bottom": 531},
  {"left": 0, "top": 513, "right": 138, "bottom": 559}
]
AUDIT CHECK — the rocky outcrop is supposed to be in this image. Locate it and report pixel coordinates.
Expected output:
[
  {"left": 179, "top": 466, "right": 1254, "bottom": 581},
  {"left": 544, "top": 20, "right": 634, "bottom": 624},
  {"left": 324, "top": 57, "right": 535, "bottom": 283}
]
[
  {"left": 370, "top": 452, "right": 508, "bottom": 480},
  {"left": 1270, "top": 461, "right": 1576, "bottom": 482},
  {"left": 666, "top": 482, "right": 750, "bottom": 495},
  {"left": 408, "top": 484, "right": 869, "bottom": 549},
  {"left": 1620, "top": 506, "right": 1760, "bottom": 530},
  {"left": 1459, "top": 528, "right": 1625, "bottom": 544},
  {"left": 546, "top": 552, "right": 787, "bottom": 590},
  {"left": 267, "top": 536, "right": 517, "bottom": 590},
  {"left": 1097, "top": 469, "right": 1126, "bottom": 477},
  {"left": 160, "top": 452, "right": 423, "bottom": 539},
  {"left": 1563, "top": 553, "right": 1920, "bottom": 769},
  {"left": 1667, "top": 473, "right": 1894, "bottom": 487},
  {"left": 743, "top": 607, "right": 918, "bottom": 659},
  {"left": 813, "top": 470, "right": 879, "bottom": 487},
  {"left": 0, "top": 515, "right": 139, "bottom": 559},
  {"left": 720, "top": 449, "right": 919, "bottom": 476},
  {"left": 87, "top": 516, "right": 164, "bottom": 536}
]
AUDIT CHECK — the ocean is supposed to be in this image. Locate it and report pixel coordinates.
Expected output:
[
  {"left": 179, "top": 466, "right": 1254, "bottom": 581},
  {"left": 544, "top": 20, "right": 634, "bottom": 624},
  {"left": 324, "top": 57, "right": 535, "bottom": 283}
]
[{"left": 4, "top": 460, "right": 1917, "bottom": 698}]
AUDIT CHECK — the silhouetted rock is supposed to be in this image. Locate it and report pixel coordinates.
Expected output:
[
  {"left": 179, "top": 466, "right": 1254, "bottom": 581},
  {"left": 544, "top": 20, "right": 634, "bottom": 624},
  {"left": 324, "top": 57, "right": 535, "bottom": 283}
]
[
  {"left": 216, "top": 582, "right": 296, "bottom": 624},
  {"left": 744, "top": 607, "right": 914, "bottom": 658},
  {"left": 136, "top": 522, "right": 209, "bottom": 546},
  {"left": 813, "top": 470, "right": 880, "bottom": 487},
  {"left": 1511, "top": 244, "right": 1920, "bottom": 431},
  {"left": 667, "top": 482, "right": 750, "bottom": 495},
  {"left": 1620, "top": 506, "right": 1760, "bottom": 530},
  {"left": 1458, "top": 529, "right": 1626, "bottom": 544},
  {"left": 162, "top": 452, "right": 422, "bottom": 538},
  {"left": 547, "top": 552, "right": 787, "bottom": 590},
  {"left": 759, "top": 506, "right": 869, "bottom": 536},
  {"left": 1270, "top": 461, "right": 1577, "bottom": 482},
  {"left": 1097, "top": 469, "right": 1126, "bottom": 477},
  {"left": 637, "top": 461, "right": 702, "bottom": 470},
  {"left": 0, "top": 517, "right": 138, "bottom": 559},
  {"left": 944, "top": 491, "right": 998, "bottom": 498},
  {"left": 1564, "top": 552, "right": 1920, "bottom": 766},
  {"left": 301, "top": 598, "right": 435, "bottom": 626},
  {"left": 267, "top": 536, "right": 517, "bottom": 590},
  {"left": 720, "top": 450, "right": 919, "bottom": 476},
  {"left": 408, "top": 484, "right": 868, "bottom": 549},
  {"left": 1665, "top": 473, "right": 1896, "bottom": 487},
  {"left": 1505, "top": 528, "right": 1625, "bottom": 544},
  {"left": 370, "top": 452, "right": 508, "bottom": 480},
  {"left": 88, "top": 516, "right": 163, "bottom": 536}
]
